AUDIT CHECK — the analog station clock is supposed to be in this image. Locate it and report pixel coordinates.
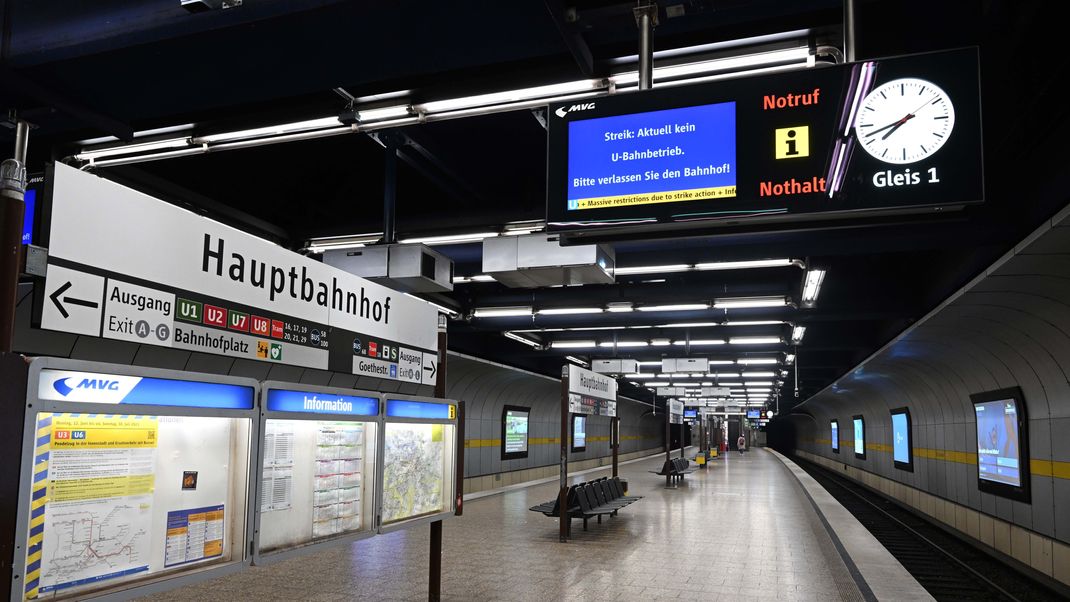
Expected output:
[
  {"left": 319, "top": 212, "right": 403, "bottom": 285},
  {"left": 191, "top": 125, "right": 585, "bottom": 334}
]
[{"left": 854, "top": 78, "right": 955, "bottom": 164}]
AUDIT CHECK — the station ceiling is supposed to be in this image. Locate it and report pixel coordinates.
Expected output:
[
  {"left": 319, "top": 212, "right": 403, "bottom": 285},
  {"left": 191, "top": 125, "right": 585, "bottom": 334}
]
[{"left": 1, "top": 0, "right": 1065, "bottom": 411}]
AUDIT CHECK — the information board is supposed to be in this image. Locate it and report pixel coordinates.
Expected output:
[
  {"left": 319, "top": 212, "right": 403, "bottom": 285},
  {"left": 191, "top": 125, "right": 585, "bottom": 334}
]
[
  {"left": 971, "top": 387, "right": 1029, "bottom": 502},
  {"left": 380, "top": 398, "right": 457, "bottom": 526},
  {"left": 21, "top": 365, "right": 254, "bottom": 601},
  {"left": 890, "top": 408, "right": 913, "bottom": 471},
  {"left": 502, "top": 406, "right": 529, "bottom": 459},
  {"left": 41, "top": 163, "right": 438, "bottom": 382},
  {"left": 547, "top": 48, "right": 982, "bottom": 237}
]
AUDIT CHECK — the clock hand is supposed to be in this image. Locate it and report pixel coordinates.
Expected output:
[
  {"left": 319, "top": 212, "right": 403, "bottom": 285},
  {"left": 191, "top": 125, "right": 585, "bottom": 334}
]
[{"left": 865, "top": 112, "right": 916, "bottom": 138}]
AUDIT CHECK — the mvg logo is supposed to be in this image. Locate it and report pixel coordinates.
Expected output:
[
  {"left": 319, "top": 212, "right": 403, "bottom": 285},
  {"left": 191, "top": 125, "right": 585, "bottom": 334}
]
[
  {"left": 53, "top": 377, "right": 121, "bottom": 397},
  {"left": 554, "top": 102, "right": 596, "bottom": 118}
]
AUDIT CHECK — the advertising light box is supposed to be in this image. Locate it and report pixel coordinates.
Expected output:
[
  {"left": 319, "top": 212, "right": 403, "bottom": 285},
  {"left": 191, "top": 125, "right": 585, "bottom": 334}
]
[
  {"left": 853, "top": 416, "right": 866, "bottom": 459},
  {"left": 380, "top": 396, "right": 458, "bottom": 530},
  {"left": 17, "top": 359, "right": 257, "bottom": 601},
  {"left": 831, "top": 420, "right": 839, "bottom": 453},
  {"left": 256, "top": 385, "right": 381, "bottom": 559},
  {"left": 502, "top": 406, "right": 530, "bottom": 460},
  {"left": 891, "top": 407, "right": 913, "bottom": 471},
  {"left": 547, "top": 48, "right": 982, "bottom": 238},
  {"left": 971, "top": 388, "right": 1030, "bottom": 502}
]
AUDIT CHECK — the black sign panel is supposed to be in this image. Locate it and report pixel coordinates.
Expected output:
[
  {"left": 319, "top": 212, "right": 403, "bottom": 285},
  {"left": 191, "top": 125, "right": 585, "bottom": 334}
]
[{"left": 546, "top": 48, "right": 982, "bottom": 237}]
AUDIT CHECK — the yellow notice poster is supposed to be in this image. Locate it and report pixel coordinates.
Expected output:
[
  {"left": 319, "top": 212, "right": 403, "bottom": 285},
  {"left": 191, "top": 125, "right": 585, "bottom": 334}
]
[{"left": 33, "top": 414, "right": 158, "bottom": 598}]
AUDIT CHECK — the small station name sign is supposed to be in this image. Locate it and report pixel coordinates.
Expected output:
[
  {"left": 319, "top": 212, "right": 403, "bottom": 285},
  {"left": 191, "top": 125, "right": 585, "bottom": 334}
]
[
  {"left": 567, "top": 365, "right": 618, "bottom": 417},
  {"left": 547, "top": 48, "right": 982, "bottom": 237}
]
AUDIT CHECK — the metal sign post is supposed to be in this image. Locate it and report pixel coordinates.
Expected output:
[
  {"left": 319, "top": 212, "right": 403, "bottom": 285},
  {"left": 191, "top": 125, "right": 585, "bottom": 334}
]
[
  {"left": 611, "top": 415, "right": 620, "bottom": 477},
  {"left": 429, "top": 315, "right": 448, "bottom": 601},
  {"left": 558, "top": 366, "right": 569, "bottom": 542}
]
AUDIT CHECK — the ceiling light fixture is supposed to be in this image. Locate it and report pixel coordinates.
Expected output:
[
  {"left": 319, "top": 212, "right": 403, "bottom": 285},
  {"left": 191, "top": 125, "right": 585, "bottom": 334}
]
[
  {"left": 550, "top": 341, "right": 597, "bottom": 349},
  {"left": 599, "top": 341, "right": 649, "bottom": 348},
  {"left": 400, "top": 231, "right": 500, "bottom": 245},
  {"left": 673, "top": 339, "right": 726, "bottom": 346},
  {"left": 658, "top": 321, "right": 719, "bottom": 328},
  {"left": 503, "top": 331, "right": 541, "bottom": 348},
  {"left": 791, "top": 326, "right": 807, "bottom": 344},
  {"left": 565, "top": 355, "right": 589, "bottom": 367},
  {"left": 801, "top": 269, "right": 827, "bottom": 308},
  {"left": 357, "top": 105, "right": 413, "bottom": 121},
  {"left": 606, "top": 302, "right": 634, "bottom": 313},
  {"left": 614, "top": 264, "right": 692, "bottom": 275},
  {"left": 741, "top": 372, "right": 776, "bottom": 378},
  {"left": 196, "top": 117, "right": 343, "bottom": 144},
  {"left": 75, "top": 137, "right": 193, "bottom": 161},
  {"left": 538, "top": 307, "right": 604, "bottom": 315},
  {"left": 737, "top": 358, "right": 778, "bottom": 365},
  {"left": 638, "top": 303, "right": 710, "bottom": 312},
  {"left": 714, "top": 296, "right": 789, "bottom": 309},
  {"left": 729, "top": 337, "right": 782, "bottom": 345},
  {"left": 472, "top": 306, "right": 532, "bottom": 318},
  {"left": 417, "top": 79, "right": 603, "bottom": 113},
  {"left": 693, "top": 258, "right": 801, "bottom": 271}
]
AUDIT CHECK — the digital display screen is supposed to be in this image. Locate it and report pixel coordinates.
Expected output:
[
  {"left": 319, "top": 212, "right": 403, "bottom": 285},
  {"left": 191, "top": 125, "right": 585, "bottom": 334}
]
[
  {"left": 831, "top": 420, "right": 839, "bottom": 451},
  {"left": 853, "top": 417, "right": 865, "bottom": 457},
  {"left": 504, "top": 408, "right": 529, "bottom": 455},
  {"left": 548, "top": 48, "right": 982, "bottom": 238},
  {"left": 891, "top": 410, "right": 911, "bottom": 467},
  {"left": 746, "top": 409, "right": 761, "bottom": 419},
  {"left": 23, "top": 188, "right": 35, "bottom": 244},
  {"left": 572, "top": 415, "right": 587, "bottom": 451},
  {"left": 683, "top": 408, "right": 698, "bottom": 419},
  {"left": 567, "top": 102, "right": 736, "bottom": 212},
  {"left": 975, "top": 398, "right": 1021, "bottom": 487}
]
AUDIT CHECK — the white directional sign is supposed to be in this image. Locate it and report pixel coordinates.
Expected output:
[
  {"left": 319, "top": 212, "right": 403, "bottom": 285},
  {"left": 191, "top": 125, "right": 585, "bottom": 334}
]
[
  {"left": 592, "top": 359, "right": 638, "bottom": 374},
  {"left": 702, "top": 386, "right": 732, "bottom": 397},
  {"left": 656, "top": 387, "right": 686, "bottom": 396},
  {"left": 42, "top": 265, "right": 104, "bottom": 337},
  {"left": 42, "top": 163, "right": 439, "bottom": 377}
]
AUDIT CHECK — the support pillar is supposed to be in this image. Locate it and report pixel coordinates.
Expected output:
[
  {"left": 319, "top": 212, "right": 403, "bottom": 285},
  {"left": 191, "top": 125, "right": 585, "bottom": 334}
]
[
  {"left": 558, "top": 366, "right": 570, "bottom": 542},
  {"left": 429, "top": 314, "right": 448, "bottom": 601},
  {"left": 0, "top": 119, "right": 29, "bottom": 353}
]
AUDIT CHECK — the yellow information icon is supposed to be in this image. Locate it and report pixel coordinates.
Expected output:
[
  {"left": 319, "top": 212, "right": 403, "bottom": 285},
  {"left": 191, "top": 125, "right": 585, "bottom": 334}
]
[{"left": 775, "top": 125, "right": 810, "bottom": 159}]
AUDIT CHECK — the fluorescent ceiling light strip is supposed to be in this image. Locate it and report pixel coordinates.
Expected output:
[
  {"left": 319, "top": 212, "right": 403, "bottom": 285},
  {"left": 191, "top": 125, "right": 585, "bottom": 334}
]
[
  {"left": 599, "top": 341, "right": 648, "bottom": 348},
  {"left": 197, "top": 117, "right": 342, "bottom": 144},
  {"left": 714, "top": 296, "right": 788, "bottom": 309},
  {"left": 418, "top": 79, "right": 602, "bottom": 113},
  {"left": 537, "top": 307, "right": 603, "bottom": 316},
  {"left": 624, "top": 373, "right": 655, "bottom": 379},
  {"left": 550, "top": 341, "right": 596, "bottom": 349},
  {"left": 792, "top": 326, "right": 807, "bottom": 343},
  {"left": 77, "top": 137, "right": 192, "bottom": 160},
  {"left": 606, "top": 303, "right": 634, "bottom": 313},
  {"left": 358, "top": 105, "right": 412, "bottom": 121},
  {"left": 673, "top": 339, "right": 725, "bottom": 346},
  {"left": 639, "top": 303, "right": 709, "bottom": 312},
  {"left": 638, "top": 361, "right": 663, "bottom": 367},
  {"left": 693, "top": 258, "right": 796, "bottom": 271},
  {"left": 77, "top": 123, "right": 195, "bottom": 146},
  {"left": 745, "top": 382, "right": 774, "bottom": 387},
  {"left": 472, "top": 306, "right": 532, "bottom": 318},
  {"left": 565, "top": 355, "right": 588, "bottom": 367},
  {"left": 503, "top": 331, "right": 540, "bottom": 348},
  {"left": 658, "top": 321, "right": 719, "bottom": 328},
  {"left": 708, "top": 360, "right": 735, "bottom": 365},
  {"left": 400, "top": 231, "right": 500, "bottom": 245},
  {"left": 802, "top": 269, "right": 827, "bottom": 305},
  {"left": 741, "top": 372, "right": 776, "bottom": 378},
  {"left": 614, "top": 264, "right": 691, "bottom": 275},
  {"left": 730, "top": 337, "right": 782, "bottom": 345},
  {"left": 87, "top": 147, "right": 206, "bottom": 168},
  {"left": 611, "top": 47, "right": 810, "bottom": 85},
  {"left": 737, "top": 358, "right": 778, "bottom": 365},
  {"left": 725, "top": 320, "right": 785, "bottom": 327}
]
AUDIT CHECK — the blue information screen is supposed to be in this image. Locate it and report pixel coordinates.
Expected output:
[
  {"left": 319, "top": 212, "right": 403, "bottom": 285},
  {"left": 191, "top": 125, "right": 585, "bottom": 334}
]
[
  {"left": 975, "top": 398, "right": 1021, "bottom": 486},
  {"left": 831, "top": 420, "right": 839, "bottom": 451},
  {"left": 22, "top": 188, "right": 35, "bottom": 244},
  {"left": 266, "top": 389, "right": 378, "bottom": 416},
  {"left": 853, "top": 418, "right": 864, "bottom": 455},
  {"left": 566, "top": 102, "right": 736, "bottom": 212},
  {"left": 385, "top": 399, "right": 452, "bottom": 420},
  {"left": 892, "top": 411, "right": 910, "bottom": 464}
]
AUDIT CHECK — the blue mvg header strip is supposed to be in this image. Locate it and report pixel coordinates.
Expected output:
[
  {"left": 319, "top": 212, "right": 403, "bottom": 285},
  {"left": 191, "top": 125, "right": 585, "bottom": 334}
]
[
  {"left": 266, "top": 389, "right": 379, "bottom": 416},
  {"left": 385, "top": 399, "right": 451, "bottom": 420},
  {"left": 39, "top": 369, "right": 254, "bottom": 409}
]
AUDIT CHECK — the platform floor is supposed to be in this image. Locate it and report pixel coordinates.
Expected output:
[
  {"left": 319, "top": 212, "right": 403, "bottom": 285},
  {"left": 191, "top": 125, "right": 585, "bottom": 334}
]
[{"left": 144, "top": 449, "right": 907, "bottom": 601}]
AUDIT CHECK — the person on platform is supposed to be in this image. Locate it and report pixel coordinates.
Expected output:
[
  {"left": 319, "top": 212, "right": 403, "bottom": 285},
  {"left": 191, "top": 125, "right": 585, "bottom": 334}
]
[{"left": 737, "top": 433, "right": 746, "bottom": 455}]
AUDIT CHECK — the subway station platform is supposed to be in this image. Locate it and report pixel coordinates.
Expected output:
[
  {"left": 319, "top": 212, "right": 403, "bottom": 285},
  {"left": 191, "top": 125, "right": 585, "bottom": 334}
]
[{"left": 143, "top": 449, "right": 930, "bottom": 601}]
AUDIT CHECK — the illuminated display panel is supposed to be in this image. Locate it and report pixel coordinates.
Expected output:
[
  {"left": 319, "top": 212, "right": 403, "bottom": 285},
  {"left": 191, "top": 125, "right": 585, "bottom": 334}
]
[
  {"left": 501, "top": 406, "right": 530, "bottom": 460},
  {"left": 547, "top": 48, "right": 982, "bottom": 238},
  {"left": 972, "top": 388, "right": 1030, "bottom": 502},
  {"left": 831, "top": 420, "right": 839, "bottom": 453},
  {"left": 571, "top": 415, "right": 587, "bottom": 452},
  {"left": 891, "top": 407, "right": 913, "bottom": 471},
  {"left": 853, "top": 415, "right": 865, "bottom": 459}
]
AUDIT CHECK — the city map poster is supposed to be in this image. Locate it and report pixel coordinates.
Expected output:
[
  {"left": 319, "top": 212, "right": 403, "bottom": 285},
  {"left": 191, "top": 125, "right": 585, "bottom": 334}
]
[
  {"left": 33, "top": 414, "right": 157, "bottom": 597},
  {"left": 381, "top": 423, "right": 445, "bottom": 523}
]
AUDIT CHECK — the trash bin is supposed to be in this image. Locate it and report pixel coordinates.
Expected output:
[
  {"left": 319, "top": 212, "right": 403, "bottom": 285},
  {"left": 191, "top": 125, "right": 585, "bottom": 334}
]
[{"left": 619, "top": 479, "right": 629, "bottom": 496}]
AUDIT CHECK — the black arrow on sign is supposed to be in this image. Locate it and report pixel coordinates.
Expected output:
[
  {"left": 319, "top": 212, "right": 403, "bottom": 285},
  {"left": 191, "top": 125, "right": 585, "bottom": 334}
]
[
  {"left": 424, "top": 359, "right": 437, "bottom": 380},
  {"left": 49, "top": 281, "right": 99, "bottom": 319}
]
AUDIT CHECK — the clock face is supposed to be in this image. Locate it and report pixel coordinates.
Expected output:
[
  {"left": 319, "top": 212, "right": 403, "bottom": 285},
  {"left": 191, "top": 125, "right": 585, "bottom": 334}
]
[{"left": 854, "top": 78, "right": 955, "bottom": 164}]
